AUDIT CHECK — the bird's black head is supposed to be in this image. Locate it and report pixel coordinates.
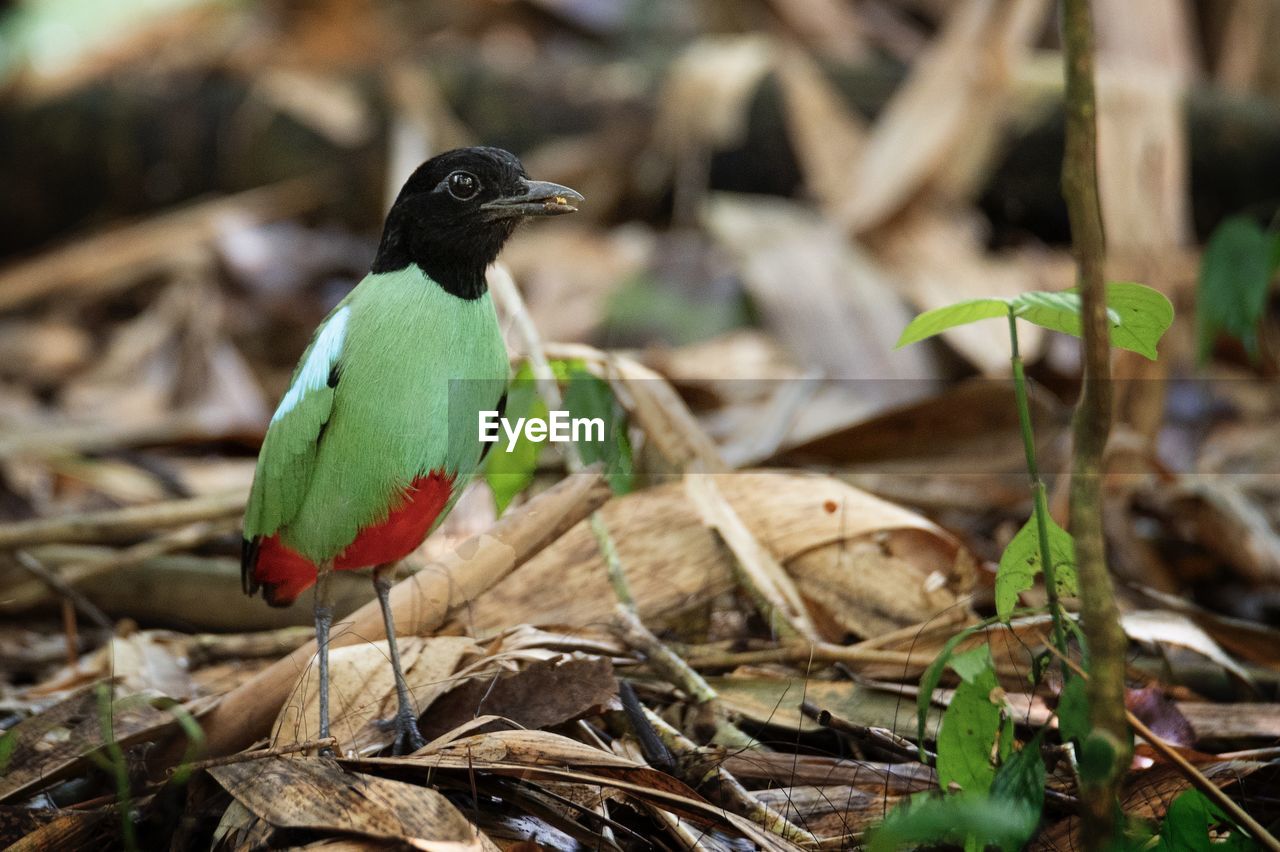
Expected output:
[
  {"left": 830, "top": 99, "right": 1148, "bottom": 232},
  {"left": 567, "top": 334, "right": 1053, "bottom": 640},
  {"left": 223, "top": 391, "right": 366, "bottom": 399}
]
[{"left": 371, "top": 146, "right": 583, "bottom": 299}]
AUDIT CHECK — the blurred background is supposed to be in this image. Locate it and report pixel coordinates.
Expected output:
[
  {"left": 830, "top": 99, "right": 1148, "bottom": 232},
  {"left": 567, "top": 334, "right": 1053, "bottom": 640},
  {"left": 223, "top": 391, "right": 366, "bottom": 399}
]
[{"left": 2, "top": 0, "right": 1280, "bottom": 635}]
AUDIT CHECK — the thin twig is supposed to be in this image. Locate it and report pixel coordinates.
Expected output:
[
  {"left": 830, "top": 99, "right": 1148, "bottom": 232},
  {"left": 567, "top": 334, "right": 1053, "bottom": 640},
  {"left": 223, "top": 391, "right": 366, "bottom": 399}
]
[
  {"left": 642, "top": 706, "right": 819, "bottom": 847},
  {"left": 487, "top": 262, "right": 585, "bottom": 473},
  {"left": 800, "top": 700, "right": 928, "bottom": 764},
  {"left": 170, "top": 738, "right": 339, "bottom": 776},
  {"left": 13, "top": 550, "right": 114, "bottom": 632},
  {"left": 590, "top": 513, "right": 756, "bottom": 750},
  {"left": 680, "top": 643, "right": 920, "bottom": 670}
]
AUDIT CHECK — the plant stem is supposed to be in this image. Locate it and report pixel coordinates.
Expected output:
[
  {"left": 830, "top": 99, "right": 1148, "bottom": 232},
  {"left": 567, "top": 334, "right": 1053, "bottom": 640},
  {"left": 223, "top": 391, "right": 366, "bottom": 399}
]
[
  {"left": 1062, "top": 0, "right": 1131, "bottom": 845},
  {"left": 1007, "top": 313, "right": 1070, "bottom": 660}
]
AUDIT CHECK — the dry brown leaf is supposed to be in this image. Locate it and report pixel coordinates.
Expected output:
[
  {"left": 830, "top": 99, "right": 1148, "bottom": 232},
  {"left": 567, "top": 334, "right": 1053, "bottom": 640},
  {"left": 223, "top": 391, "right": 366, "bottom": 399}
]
[
  {"left": 500, "top": 225, "right": 652, "bottom": 345},
  {"left": 272, "top": 635, "right": 476, "bottom": 753},
  {"left": 684, "top": 473, "right": 819, "bottom": 640},
  {"left": 210, "top": 797, "right": 272, "bottom": 852},
  {"left": 753, "top": 784, "right": 903, "bottom": 836},
  {"left": 1126, "top": 583, "right": 1280, "bottom": 672},
  {"left": 647, "top": 36, "right": 775, "bottom": 172},
  {"left": 354, "top": 732, "right": 801, "bottom": 850},
  {"left": 0, "top": 319, "right": 92, "bottom": 386},
  {"left": 837, "top": 0, "right": 1049, "bottom": 232},
  {"left": 0, "top": 686, "right": 177, "bottom": 803},
  {"left": 764, "top": 0, "right": 867, "bottom": 61},
  {"left": 774, "top": 45, "right": 867, "bottom": 212},
  {"left": 704, "top": 194, "right": 937, "bottom": 392},
  {"left": 453, "top": 471, "right": 972, "bottom": 641},
  {"left": 107, "top": 632, "right": 196, "bottom": 700},
  {"left": 420, "top": 656, "right": 617, "bottom": 743},
  {"left": 0, "top": 178, "right": 324, "bottom": 314},
  {"left": 28, "top": 630, "right": 196, "bottom": 700},
  {"left": 209, "top": 757, "right": 489, "bottom": 850},
  {"left": 1121, "top": 610, "right": 1255, "bottom": 687},
  {"left": 869, "top": 205, "right": 1074, "bottom": 374},
  {"left": 1033, "top": 762, "right": 1276, "bottom": 850},
  {"left": 1094, "top": 0, "right": 1194, "bottom": 253},
  {"left": 414, "top": 728, "right": 641, "bottom": 770},
  {"left": 773, "top": 379, "right": 1067, "bottom": 515}
]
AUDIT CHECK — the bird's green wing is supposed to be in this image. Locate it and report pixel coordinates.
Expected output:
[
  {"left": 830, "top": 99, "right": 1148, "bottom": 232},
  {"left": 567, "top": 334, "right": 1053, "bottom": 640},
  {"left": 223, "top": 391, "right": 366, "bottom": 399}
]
[{"left": 243, "top": 304, "right": 351, "bottom": 540}]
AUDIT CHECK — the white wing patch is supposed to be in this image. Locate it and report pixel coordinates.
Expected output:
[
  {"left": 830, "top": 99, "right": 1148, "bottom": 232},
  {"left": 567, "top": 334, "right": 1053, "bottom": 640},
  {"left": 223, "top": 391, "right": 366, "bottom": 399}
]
[{"left": 270, "top": 306, "right": 351, "bottom": 423}]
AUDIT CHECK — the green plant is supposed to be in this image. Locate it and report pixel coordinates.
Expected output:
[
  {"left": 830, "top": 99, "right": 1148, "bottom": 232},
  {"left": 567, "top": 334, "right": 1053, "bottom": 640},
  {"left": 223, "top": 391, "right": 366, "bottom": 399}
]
[
  {"left": 484, "top": 358, "right": 633, "bottom": 514},
  {"left": 1196, "top": 214, "right": 1280, "bottom": 363},
  {"left": 89, "top": 684, "right": 139, "bottom": 852},
  {"left": 881, "top": 281, "right": 1173, "bottom": 848}
]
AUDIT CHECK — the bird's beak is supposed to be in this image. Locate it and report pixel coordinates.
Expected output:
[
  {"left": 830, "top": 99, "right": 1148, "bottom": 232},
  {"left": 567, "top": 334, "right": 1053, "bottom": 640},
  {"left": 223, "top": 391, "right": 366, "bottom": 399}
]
[{"left": 481, "top": 178, "right": 584, "bottom": 217}]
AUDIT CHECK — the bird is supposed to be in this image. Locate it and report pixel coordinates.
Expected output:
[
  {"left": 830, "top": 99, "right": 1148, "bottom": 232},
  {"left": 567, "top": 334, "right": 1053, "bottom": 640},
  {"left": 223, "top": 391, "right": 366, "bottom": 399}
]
[{"left": 241, "top": 146, "right": 582, "bottom": 754}]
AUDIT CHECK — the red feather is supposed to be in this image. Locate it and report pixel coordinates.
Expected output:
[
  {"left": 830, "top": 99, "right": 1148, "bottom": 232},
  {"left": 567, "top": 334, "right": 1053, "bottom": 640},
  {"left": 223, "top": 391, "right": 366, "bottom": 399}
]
[{"left": 247, "top": 472, "right": 454, "bottom": 606}]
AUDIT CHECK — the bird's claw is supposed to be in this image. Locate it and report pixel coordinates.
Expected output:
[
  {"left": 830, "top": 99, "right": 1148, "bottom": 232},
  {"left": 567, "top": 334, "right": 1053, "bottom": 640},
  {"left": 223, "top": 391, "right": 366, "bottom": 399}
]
[{"left": 376, "top": 705, "right": 425, "bottom": 755}]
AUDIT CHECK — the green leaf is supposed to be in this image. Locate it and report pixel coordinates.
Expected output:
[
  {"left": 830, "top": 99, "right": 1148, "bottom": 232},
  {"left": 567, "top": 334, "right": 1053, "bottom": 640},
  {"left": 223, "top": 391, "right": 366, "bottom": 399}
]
[
  {"left": 869, "top": 792, "right": 1039, "bottom": 852},
  {"left": 1155, "top": 789, "right": 1258, "bottom": 851},
  {"left": 562, "top": 368, "right": 633, "bottom": 494},
  {"left": 1010, "top": 289, "right": 1096, "bottom": 336},
  {"left": 1057, "top": 673, "right": 1090, "bottom": 744},
  {"left": 484, "top": 365, "right": 548, "bottom": 515},
  {"left": 949, "top": 646, "right": 994, "bottom": 683},
  {"left": 897, "top": 283, "right": 1173, "bottom": 359},
  {"left": 1105, "top": 281, "right": 1175, "bottom": 360},
  {"left": 896, "top": 299, "right": 1011, "bottom": 347},
  {"left": 1197, "top": 216, "right": 1279, "bottom": 363},
  {"left": 0, "top": 729, "right": 15, "bottom": 775},
  {"left": 917, "top": 623, "right": 987, "bottom": 746},
  {"left": 937, "top": 649, "right": 1003, "bottom": 794},
  {"left": 990, "top": 731, "right": 1046, "bottom": 822},
  {"left": 995, "top": 513, "right": 1079, "bottom": 621}
]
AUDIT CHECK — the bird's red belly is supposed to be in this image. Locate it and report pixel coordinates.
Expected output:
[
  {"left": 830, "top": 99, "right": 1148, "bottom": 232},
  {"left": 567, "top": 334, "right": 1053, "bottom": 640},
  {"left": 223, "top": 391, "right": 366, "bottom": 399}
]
[{"left": 253, "top": 472, "right": 453, "bottom": 606}]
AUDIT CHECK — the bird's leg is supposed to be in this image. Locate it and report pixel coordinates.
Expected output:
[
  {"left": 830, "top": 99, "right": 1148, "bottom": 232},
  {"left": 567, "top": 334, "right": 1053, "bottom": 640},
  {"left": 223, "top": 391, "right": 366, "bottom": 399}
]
[
  {"left": 313, "top": 563, "right": 335, "bottom": 756},
  {"left": 373, "top": 563, "right": 425, "bottom": 754}
]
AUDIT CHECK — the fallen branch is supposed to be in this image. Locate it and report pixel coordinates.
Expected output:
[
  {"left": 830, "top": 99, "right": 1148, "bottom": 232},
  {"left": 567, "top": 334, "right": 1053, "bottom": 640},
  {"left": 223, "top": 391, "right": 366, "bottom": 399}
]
[
  {"left": 2, "top": 520, "right": 238, "bottom": 613},
  {"left": 0, "top": 492, "right": 245, "bottom": 549}
]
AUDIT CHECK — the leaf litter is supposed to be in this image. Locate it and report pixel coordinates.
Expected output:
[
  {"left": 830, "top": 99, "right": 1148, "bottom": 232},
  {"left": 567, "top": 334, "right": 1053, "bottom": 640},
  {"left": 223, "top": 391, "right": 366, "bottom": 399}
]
[{"left": 2, "top": 0, "right": 1280, "bottom": 848}]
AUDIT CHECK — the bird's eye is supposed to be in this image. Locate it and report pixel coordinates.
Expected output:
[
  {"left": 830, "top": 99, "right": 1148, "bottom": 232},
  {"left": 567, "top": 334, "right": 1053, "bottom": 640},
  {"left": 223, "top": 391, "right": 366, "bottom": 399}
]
[{"left": 446, "top": 171, "right": 480, "bottom": 200}]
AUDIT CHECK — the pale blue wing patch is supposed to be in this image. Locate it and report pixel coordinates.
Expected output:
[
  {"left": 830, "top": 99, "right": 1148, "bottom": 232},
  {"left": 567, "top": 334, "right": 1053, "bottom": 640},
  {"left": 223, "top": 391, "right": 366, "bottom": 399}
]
[{"left": 271, "top": 306, "right": 350, "bottom": 424}]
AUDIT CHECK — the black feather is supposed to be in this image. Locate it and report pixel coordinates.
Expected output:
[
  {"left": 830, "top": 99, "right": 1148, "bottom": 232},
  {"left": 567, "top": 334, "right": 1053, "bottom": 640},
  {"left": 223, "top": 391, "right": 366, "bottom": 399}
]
[{"left": 240, "top": 536, "right": 261, "bottom": 596}]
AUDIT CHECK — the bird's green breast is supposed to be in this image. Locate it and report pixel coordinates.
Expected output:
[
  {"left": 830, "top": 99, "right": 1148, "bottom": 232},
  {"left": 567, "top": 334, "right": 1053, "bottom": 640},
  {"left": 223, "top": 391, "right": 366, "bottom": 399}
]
[{"left": 269, "top": 265, "right": 508, "bottom": 561}]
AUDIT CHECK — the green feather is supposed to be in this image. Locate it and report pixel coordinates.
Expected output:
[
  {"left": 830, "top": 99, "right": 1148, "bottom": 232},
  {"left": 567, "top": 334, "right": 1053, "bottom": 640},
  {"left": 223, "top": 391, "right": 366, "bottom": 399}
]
[{"left": 244, "top": 265, "right": 508, "bottom": 563}]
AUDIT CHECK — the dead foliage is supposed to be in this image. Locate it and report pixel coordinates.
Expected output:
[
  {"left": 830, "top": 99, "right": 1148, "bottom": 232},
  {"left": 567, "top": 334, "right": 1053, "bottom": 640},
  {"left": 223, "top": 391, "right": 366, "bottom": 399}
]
[{"left": 2, "top": 0, "right": 1280, "bottom": 849}]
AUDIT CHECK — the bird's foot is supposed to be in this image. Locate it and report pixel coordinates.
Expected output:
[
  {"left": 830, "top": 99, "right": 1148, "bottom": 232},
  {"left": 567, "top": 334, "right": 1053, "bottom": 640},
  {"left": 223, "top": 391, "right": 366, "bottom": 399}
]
[{"left": 376, "top": 705, "right": 425, "bottom": 755}]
